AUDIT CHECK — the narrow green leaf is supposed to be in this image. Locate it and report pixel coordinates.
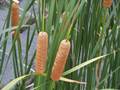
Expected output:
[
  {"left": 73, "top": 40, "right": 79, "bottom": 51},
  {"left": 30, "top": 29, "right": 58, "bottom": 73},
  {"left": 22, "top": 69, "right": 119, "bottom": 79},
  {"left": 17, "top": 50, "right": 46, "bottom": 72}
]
[{"left": 2, "top": 74, "right": 30, "bottom": 90}]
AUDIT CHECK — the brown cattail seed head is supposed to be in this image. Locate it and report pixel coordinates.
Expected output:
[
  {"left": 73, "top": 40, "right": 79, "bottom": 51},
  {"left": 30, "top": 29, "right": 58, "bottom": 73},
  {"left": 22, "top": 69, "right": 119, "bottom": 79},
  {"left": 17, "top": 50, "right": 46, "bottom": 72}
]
[
  {"left": 11, "top": 2, "right": 19, "bottom": 27},
  {"left": 103, "top": 0, "right": 112, "bottom": 8},
  {"left": 35, "top": 32, "right": 48, "bottom": 75},
  {"left": 51, "top": 39, "right": 70, "bottom": 81},
  {"left": 11, "top": 2, "right": 19, "bottom": 35}
]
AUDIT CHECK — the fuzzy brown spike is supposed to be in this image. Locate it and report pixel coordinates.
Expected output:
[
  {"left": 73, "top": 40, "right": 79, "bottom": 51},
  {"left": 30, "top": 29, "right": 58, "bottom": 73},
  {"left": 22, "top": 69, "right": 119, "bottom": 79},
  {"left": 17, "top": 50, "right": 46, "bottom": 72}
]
[
  {"left": 51, "top": 39, "right": 70, "bottom": 81},
  {"left": 103, "top": 0, "right": 112, "bottom": 8},
  {"left": 11, "top": 2, "right": 19, "bottom": 35},
  {"left": 35, "top": 32, "right": 48, "bottom": 75}
]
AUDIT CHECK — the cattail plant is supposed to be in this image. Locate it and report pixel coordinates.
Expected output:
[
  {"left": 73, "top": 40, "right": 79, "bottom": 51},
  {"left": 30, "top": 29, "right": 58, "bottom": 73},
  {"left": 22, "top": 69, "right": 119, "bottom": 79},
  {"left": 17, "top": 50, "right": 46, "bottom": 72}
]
[
  {"left": 51, "top": 39, "right": 70, "bottom": 81},
  {"left": 35, "top": 32, "right": 48, "bottom": 75},
  {"left": 103, "top": 0, "right": 112, "bottom": 8},
  {"left": 11, "top": 1, "right": 19, "bottom": 35}
]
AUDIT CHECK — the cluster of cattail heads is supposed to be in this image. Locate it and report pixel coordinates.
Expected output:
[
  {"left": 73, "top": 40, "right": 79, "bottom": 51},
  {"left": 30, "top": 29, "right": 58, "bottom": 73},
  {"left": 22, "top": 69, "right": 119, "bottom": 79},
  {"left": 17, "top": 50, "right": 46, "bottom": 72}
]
[
  {"left": 35, "top": 32, "right": 71, "bottom": 81},
  {"left": 11, "top": 0, "right": 71, "bottom": 81},
  {"left": 103, "top": 0, "right": 112, "bottom": 8}
]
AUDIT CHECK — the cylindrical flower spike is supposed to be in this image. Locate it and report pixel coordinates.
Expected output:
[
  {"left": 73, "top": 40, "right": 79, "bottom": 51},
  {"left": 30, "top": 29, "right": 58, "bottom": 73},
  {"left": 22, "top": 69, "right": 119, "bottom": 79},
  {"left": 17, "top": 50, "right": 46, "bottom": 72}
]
[
  {"left": 103, "top": 0, "right": 112, "bottom": 8},
  {"left": 51, "top": 39, "right": 70, "bottom": 81},
  {"left": 35, "top": 32, "right": 48, "bottom": 75},
  {"left": 11, "top": 2, "right": 19, "bottom": 35}
]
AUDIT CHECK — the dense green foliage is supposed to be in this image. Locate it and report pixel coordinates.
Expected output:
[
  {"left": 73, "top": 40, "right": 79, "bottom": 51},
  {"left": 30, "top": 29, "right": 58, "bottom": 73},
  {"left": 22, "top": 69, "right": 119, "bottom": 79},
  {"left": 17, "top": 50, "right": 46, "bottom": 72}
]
[{"left": 0, "top": 0, "right": 120, "bottom": 90}]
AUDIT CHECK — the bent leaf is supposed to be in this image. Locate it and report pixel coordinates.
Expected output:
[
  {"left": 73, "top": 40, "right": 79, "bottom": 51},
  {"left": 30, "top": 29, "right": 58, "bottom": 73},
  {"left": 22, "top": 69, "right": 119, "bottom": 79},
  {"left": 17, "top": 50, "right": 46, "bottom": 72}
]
[
  {"left": 60, "top": 77, "right": 86, "bottom": 85},
  {"left": 63, "top": 49, "right": 120, "bottom": 76},
  {"left": 2, "top": 74, "right": 30, "bottom": 90}
]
